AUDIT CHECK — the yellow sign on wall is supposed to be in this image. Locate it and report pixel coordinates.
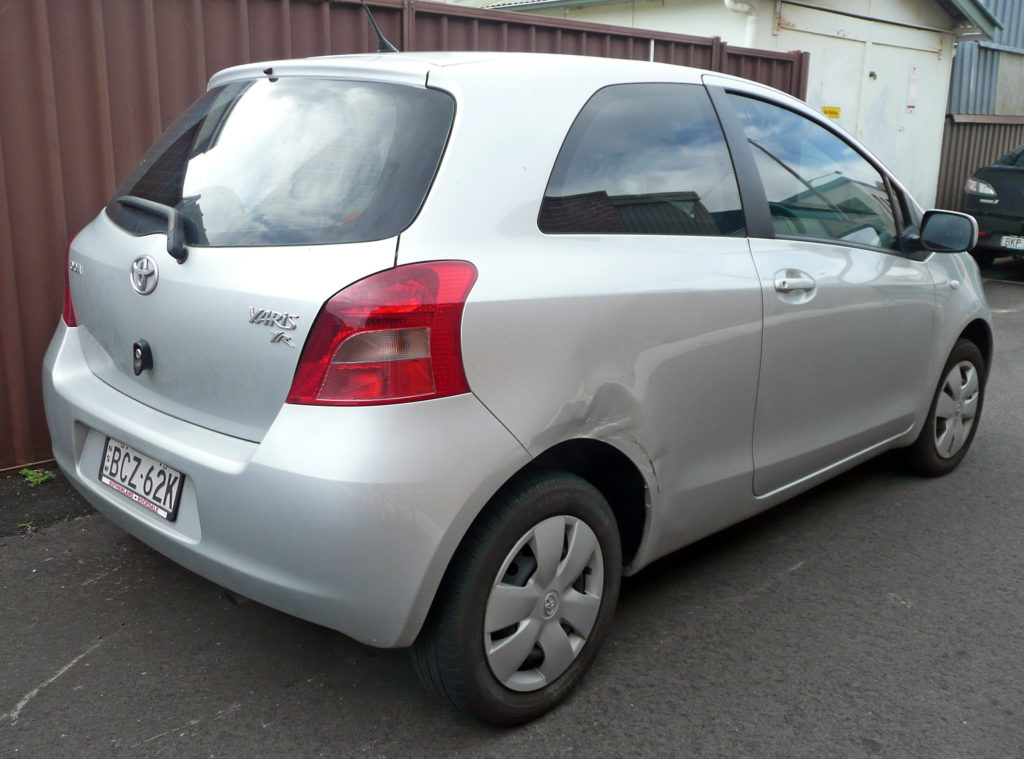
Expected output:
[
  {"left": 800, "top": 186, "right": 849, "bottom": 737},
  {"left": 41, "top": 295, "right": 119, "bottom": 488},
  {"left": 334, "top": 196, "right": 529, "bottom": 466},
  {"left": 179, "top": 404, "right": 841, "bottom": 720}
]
[{"left": 822, "top": 106, "right": 841, "bottom": 119}]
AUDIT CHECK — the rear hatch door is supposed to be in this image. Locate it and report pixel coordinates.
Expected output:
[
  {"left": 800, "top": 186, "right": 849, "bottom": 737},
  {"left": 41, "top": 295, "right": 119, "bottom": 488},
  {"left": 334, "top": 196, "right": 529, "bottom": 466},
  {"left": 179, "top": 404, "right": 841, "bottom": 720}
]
[{"left": 69, "top": 74, "right": 455, "bottom": 441}]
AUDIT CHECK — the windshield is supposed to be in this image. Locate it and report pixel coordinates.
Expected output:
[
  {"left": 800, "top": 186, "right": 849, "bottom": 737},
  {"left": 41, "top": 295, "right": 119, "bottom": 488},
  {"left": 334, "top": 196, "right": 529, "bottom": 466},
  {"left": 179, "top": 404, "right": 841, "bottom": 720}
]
[{"left": 106, "top": 78, "right": 454, "bottom": 246}]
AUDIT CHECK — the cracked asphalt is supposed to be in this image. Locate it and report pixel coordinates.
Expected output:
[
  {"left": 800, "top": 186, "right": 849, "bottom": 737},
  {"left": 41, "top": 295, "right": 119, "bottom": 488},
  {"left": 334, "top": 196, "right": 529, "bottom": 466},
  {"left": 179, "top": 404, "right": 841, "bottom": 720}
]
[{"left": 2, "top": 270, "right": 1023, "bottom": 758}]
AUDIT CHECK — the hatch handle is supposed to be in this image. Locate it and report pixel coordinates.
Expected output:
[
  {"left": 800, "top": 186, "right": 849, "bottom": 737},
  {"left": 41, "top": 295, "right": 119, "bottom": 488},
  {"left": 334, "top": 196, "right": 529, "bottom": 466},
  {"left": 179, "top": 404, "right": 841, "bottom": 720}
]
[{"left": 116, "top": 196, "right": 188, "bottom": 264}]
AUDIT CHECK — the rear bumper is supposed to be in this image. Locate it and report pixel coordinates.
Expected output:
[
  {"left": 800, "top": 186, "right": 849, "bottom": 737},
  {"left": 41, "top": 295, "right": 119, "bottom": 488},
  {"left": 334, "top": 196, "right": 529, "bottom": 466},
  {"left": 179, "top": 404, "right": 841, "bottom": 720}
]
[
  {"left": 963, "top": 204, "right": 1024, "bottom": 252},
  {"left": 43, "top": 323, "right": 529, "bottom": 647}
]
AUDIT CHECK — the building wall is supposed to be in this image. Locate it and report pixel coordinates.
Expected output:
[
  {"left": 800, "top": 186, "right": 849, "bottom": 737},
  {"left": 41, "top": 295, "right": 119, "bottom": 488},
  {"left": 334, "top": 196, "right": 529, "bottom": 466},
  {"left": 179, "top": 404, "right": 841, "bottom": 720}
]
[
  {"left": 521, "top": 0, "right": 963, "bottom": 207},
  {"left": 995, "top": 52, "right": 1024, "bottom": 115},
  {"left": 771, "top": 3, "right": 954, "bottom": 207},
  {"left": 941, "top": 0, "right": 1023, "bottom": 212},
  {"left": 949, "top": 42, "right": 999, "bottom": 114},
  {"left": 948, "top": 0, "right": 1024, "bottom": 116},
  {"left": 531, "top": 0, "right": 749, "bottom": 42},
  {"left": 528, "top": 0, "right": 954, "bottom": 49},
  {"left": 948, "top": 43, "right": 1024, "bottom": 116}
]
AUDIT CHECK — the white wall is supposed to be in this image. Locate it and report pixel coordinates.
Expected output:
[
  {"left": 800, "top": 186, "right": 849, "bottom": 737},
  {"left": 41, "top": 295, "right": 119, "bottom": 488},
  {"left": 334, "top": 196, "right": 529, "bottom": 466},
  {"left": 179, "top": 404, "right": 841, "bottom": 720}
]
[
  {"left": 521, "top": 0, "right": 959, "bottom": 206},
  {"left": 532, "top": 0, "right": 749, "bottom": 43},
  {"left": 772, "top": 3, "right": 954, "bottom": 207}
]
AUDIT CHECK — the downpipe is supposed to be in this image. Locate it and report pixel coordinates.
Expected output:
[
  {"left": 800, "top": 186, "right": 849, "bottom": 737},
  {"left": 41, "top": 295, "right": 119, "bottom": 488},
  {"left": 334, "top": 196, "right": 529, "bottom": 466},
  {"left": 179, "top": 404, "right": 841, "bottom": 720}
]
[{"left": 723, "top": 0, "right": 758, "bottom": 48}]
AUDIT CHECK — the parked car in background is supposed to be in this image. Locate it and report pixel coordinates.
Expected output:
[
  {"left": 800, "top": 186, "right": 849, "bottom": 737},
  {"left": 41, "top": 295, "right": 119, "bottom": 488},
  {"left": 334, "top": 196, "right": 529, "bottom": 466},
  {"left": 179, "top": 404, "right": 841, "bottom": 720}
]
[
  {"left": 963, "top": 142, "right": 1024, "bottom": 267},
  {"left": 45, "top": 52, "right": 991, "bottom": 725}
]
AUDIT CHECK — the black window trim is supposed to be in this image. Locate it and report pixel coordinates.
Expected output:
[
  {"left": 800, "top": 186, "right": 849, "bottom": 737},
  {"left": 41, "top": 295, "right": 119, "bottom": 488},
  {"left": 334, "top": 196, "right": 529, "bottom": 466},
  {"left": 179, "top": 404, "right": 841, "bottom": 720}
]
[
  {"left": 710, "top": 86, "right": 914, "bottom": 257},
  {"left": 705, "top": 85, "right": 772, "bottom": 239}
]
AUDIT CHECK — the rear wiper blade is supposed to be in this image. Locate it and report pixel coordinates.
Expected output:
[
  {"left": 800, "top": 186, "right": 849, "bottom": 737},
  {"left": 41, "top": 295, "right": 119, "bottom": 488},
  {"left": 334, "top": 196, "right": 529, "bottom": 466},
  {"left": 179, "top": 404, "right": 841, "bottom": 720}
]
[{"left": 116, "top": 196, "right": 188, "bottom": 263}]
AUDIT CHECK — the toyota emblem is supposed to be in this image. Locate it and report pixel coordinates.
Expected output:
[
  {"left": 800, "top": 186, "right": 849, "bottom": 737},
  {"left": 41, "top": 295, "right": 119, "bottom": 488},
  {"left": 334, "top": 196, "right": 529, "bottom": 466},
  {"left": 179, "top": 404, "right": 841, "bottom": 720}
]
[{"left": 130, "top": 255, "right": 159, "bottom": 295}]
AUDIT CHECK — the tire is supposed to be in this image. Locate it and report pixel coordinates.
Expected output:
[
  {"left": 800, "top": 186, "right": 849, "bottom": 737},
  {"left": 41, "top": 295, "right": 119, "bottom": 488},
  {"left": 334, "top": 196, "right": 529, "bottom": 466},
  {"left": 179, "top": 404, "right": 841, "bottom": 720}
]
[
  {"left": 412, "top": 471, "right": 621, "bottom": 726},
  {"left": 971, "top": 250, "right": 995, "bottom": 269},
  {"left": 902, "top": 338, "right": 986, "bottom": 476}
]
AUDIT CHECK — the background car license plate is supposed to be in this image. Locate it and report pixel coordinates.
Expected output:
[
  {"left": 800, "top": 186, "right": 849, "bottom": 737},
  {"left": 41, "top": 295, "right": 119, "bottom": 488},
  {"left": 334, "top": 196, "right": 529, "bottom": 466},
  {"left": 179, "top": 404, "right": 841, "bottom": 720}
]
[
  {"left": 99, "top": 438, "right": 184, "bottom": 521},
  {"left": 1001, "top": 234, "right": 1024, "bottom": 250}
]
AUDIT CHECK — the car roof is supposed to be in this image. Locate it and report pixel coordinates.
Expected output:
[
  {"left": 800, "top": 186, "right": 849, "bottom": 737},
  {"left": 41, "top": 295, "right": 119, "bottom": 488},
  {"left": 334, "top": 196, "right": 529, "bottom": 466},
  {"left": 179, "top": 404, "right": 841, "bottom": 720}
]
[{"left": 207, "top": 51, "right": 717, "bottom": 90}]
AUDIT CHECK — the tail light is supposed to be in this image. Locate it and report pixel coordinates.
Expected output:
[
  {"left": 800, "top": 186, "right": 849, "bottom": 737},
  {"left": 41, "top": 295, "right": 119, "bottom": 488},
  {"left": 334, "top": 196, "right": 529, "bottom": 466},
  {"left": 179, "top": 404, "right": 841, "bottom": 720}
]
[
  {"left": 287, "top": 261, "right": 478, "bottom": 406},
  {"left": 964, "top": 177, "right": 997, "bottom": 198},
  {"left": 62, "top": 243, "right": 78, "bottom": 327}
]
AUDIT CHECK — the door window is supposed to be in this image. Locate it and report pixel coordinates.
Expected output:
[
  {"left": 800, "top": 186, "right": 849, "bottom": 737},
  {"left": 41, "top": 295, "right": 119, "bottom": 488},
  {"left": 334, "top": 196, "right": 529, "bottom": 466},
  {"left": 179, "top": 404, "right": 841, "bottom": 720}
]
[
  {"left": 729, "top": 95, "right": 899, "bottom": 250},
  {"left": 539, "top": 84, "right": 744, "bottom": 237}
]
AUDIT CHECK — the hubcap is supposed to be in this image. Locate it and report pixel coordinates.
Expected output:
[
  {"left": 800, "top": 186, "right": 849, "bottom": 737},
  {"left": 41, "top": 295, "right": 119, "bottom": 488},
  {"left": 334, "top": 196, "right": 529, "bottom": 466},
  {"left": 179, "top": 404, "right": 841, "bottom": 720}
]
[
  {"left": 483, "top": 515, "right": 604, "bottom": 692},
  {"left": 542, "top": 591, "right": 560, "bottom": 619},
  {"left": 933, "top": 360, "right": 980, "bottom": 459}
]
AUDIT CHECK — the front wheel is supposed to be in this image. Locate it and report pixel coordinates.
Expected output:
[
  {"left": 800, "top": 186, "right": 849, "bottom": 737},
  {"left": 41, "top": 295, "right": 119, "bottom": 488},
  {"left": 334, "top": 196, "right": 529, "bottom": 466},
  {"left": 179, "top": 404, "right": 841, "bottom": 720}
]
[
  {"left": 971, "top": 250, "right": 995, "bottom": 269},
  {"left": 413, "top": 471, "right": 621, "bottom": 725},
  {"left": 902, "top": 338, "right": 986, "bottom": 476}
]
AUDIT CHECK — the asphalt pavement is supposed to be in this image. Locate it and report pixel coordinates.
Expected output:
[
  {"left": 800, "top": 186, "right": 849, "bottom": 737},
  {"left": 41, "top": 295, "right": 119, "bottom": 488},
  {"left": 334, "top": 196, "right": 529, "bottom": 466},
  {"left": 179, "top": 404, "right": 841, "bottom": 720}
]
[{"left": 2, "top": 268, "right": 1023, "bottom": 758}]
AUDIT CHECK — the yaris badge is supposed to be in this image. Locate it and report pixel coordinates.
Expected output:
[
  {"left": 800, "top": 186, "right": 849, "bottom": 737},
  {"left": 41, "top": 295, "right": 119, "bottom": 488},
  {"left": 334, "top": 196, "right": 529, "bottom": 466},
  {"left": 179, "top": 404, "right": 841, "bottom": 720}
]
[
  {"left": 249, "top": 307, "right": 300, "bottom": 347},
  {"left": 130, "top": 255, "right": 159, "bottom": 295}
]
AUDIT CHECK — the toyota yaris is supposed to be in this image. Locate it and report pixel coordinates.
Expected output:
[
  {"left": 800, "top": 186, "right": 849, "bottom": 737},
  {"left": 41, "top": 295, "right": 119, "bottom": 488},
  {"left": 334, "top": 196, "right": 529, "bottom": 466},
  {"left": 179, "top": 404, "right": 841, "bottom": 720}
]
[{"left": 45, "top": 52, "right": 990, "bottom": 725}]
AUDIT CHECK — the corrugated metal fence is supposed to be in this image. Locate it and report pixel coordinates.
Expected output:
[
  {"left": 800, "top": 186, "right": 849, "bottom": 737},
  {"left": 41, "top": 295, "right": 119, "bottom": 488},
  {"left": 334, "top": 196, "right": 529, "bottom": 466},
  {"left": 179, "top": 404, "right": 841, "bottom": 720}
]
[
  {"left": 936, "top": 114, "right": 1024, "bottom": 210},
  {"left": 0, "top": 0, "right": 808, "bottom": 473}
]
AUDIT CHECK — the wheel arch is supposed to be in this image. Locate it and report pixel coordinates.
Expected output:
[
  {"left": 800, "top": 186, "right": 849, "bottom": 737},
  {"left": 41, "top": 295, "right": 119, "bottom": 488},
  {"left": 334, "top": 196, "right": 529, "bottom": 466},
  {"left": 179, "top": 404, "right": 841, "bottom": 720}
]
[
  {"left": 523, "top": 438, "right": 650, "bottom": 568},
  {"left": 959, "top": 318, "right": 993, "bottom": 376},
  {"left": 415, "top": 437, "right": 650, "bottom": 643}
]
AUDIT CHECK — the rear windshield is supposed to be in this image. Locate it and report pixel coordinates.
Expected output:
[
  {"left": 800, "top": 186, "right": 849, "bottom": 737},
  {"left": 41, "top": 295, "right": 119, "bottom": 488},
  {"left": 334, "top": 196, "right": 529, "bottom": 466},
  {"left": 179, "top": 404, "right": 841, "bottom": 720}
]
[
  {"left": 106, "top": 78, "right": 454, "bottom": 246},
  {"left": 995, "top": 144, "right": 1024, "bottom": 166}
]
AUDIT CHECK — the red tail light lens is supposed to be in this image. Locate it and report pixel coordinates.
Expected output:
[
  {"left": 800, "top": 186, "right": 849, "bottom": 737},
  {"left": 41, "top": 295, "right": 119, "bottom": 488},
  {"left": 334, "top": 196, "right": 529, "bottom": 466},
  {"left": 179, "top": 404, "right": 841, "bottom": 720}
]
[
  {"left": 62, "top": 243, "right": 77, "bottom": 327},
  {"left": 287, "top": 261, "right": 478, "bottom": 406}
]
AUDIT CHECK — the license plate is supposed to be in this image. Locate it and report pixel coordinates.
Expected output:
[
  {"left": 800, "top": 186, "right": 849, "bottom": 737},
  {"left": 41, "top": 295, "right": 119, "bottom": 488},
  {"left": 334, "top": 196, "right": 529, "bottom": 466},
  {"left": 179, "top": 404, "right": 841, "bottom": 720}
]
[
  {"left": 99, "top": 438, "right": 184, "bottom": 521},
  {"left": 1001, "top": 234, "right": 1024, "bottom": 250}
]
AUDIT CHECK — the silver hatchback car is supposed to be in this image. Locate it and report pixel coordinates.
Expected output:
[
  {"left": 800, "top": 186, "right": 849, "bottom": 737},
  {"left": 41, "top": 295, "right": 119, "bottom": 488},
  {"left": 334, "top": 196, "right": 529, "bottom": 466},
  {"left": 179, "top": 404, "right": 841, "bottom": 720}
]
[{"left": 45, "top": 52, "right": 991, "bottom": 725}]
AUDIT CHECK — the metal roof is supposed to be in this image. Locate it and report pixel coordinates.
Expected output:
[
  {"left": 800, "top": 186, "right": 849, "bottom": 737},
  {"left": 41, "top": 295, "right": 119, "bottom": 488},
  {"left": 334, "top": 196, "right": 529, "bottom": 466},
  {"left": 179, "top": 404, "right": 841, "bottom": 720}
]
[
  {"left": 979, "top": 0, "right": 1024, "bottom": 49},
  {"left": 936, "top": 0, "right": 1002, "bottom": 38}
]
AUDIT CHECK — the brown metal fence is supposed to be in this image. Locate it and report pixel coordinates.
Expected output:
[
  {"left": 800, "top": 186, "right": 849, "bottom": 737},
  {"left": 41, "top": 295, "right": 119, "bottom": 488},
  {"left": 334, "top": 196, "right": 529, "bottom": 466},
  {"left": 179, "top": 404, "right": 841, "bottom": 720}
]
[
  {"left": 936, "top": 114, "right": 1024, "bottom": 210},
  {"left": 0, "top": 0, "right": 808, "bottom": 473}
]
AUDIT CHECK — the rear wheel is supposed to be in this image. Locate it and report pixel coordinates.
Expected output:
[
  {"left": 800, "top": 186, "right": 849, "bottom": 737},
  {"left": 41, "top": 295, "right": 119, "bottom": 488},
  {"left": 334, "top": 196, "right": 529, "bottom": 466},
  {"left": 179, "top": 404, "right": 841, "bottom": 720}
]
[
  {"left": 413, "top": 471, "right": 621, "bottom": 725},
  {"left": 903, "top": 338, "right": 985, "bottom": 476}
]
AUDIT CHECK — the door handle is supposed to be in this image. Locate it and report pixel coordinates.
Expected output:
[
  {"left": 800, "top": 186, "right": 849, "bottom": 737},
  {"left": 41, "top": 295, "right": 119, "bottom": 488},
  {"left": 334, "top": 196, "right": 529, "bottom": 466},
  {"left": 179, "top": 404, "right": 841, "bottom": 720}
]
[{"left": 774, "top": 270, "right": 816, "bottom": 293}]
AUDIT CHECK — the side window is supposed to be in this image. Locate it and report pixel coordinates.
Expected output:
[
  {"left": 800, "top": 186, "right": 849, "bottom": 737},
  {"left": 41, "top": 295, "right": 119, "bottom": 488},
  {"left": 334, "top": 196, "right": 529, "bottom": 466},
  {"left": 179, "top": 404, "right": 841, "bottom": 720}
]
[
  {"left": 539, "top": 84, "right": 744, "bottom": 237},
  {"left": 729, "top": 94, "right": 899, "bottom": 251}
]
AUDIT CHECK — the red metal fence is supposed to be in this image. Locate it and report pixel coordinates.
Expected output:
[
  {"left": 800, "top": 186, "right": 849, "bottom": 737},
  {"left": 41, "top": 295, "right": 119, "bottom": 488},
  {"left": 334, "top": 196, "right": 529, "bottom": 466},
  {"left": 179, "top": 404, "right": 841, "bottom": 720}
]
[{"left": 0, "top": 0, "right": 808, "bottom": 472}]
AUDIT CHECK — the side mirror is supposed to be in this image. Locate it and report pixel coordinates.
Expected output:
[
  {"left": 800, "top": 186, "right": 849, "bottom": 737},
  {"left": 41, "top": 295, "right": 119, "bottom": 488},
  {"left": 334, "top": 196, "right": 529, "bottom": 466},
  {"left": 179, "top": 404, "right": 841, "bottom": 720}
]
[{"left": 918, "top": 210, "right": 978, "bottom": 253}]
